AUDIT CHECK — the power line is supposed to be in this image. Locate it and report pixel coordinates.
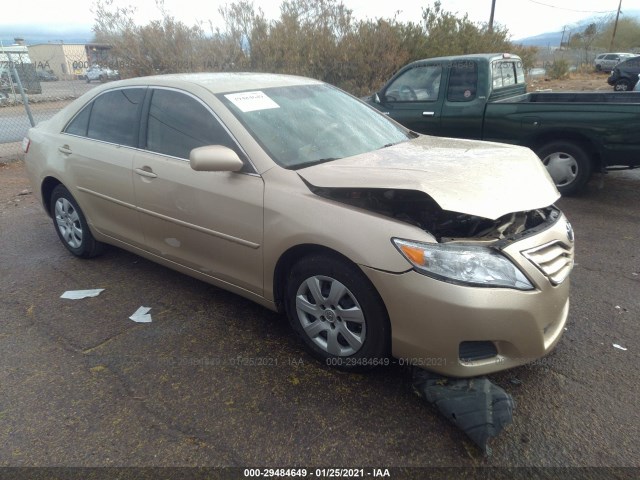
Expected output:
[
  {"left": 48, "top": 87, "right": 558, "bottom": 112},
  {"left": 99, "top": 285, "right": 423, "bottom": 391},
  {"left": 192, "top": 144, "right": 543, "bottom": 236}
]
[{"left": 526, "top": 0, "right": 617, "bottom": 14}]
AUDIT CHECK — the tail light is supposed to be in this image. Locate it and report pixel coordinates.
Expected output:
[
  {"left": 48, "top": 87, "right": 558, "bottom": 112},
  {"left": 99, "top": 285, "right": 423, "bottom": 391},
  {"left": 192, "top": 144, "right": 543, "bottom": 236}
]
[{"left": 22, "top": 137, "right": 30, "bottom": 154}]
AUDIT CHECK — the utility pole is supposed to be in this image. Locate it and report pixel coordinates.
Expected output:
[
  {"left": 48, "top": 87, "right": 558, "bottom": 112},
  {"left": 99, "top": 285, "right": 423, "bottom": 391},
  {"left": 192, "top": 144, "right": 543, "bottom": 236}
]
[
  {"left": 609, "top": 0, "right": 622, "bottom": 51},
  {"left": 489, "top": 0, "right": 496, "bottom": 33}
]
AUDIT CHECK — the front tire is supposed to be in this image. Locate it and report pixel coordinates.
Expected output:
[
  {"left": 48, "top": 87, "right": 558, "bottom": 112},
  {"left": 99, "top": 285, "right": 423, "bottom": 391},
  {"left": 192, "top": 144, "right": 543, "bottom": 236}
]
[
  {"left": 535, "top": 141, "right": 593, "bottom": 196},
  {"left": 50, "top": 185, "right": 104, "bottom": 258},
  {"left": 285, "top": 254, "right": 390, "bottom": 371}
]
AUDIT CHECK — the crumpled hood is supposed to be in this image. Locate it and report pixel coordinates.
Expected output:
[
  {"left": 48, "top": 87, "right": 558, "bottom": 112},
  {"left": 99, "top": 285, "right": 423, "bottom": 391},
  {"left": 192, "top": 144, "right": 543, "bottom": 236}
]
[{"left": 297, "top": 135, "right": 559, "bottom": 220}]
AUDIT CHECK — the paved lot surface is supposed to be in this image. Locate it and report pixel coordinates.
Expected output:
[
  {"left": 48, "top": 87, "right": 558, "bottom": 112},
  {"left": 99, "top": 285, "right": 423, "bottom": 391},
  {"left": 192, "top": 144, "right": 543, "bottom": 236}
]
[{"left": 0, "top": 160, "right": 638, "bottom": 473}]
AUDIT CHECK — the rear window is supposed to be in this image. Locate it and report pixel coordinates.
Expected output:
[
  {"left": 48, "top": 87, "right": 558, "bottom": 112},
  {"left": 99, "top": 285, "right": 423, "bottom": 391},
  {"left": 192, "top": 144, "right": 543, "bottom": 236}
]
[{"left": 491, "top": 60, "right": 525, "bottom": 89}]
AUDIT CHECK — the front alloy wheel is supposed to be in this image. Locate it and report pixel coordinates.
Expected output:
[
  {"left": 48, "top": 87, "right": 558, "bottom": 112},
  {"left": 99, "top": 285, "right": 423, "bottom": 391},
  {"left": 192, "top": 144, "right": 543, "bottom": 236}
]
[
  {"left": 286, "top": 254, "right": 390, "bottom": 370},
  {"left": 295, "top": 275, "right": 366, "bottom": 356}
]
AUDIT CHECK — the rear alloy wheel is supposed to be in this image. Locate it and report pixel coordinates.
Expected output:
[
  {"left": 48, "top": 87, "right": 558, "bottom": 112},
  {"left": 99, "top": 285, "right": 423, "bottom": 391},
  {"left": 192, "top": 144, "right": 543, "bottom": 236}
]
[
  {"left": 536, "top": 141, "right": 593, "bottom": 196},
  {"left": 285, "top": 254, "right": 389, "bottom": 371},
  {"left": 614, "top": 79, "right": 631, "bottom": 91},
  {"left": 50, "top": 185, "right": 104, "bottom": 258}
]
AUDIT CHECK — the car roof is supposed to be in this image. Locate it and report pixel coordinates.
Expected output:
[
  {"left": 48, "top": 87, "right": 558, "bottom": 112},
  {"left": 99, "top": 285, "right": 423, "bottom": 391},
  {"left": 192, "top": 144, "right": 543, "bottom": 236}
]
[
  {"left": 618, "top": 55, "right": 640, "bottom": 64},
  {"left": 407, "top": 53, "right": 521, "bottom": 66},
  {"left": 106, "top": 72, "right": 323, "bottom": 94}
]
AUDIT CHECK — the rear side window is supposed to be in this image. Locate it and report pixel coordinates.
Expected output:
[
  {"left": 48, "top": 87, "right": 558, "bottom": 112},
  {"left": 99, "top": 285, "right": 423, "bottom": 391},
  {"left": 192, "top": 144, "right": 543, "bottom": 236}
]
[
  {"left": 146, "top": 89, "right": 237, "bottom": 159},
  {"left": 447, "top": 61, "right": 478, "bottom": 102},
  {"left": 64, "top": 88, "right": 145, "bottom": 147},
  {"left": 623, "top": 58, "right": 640, "bottom": 68}
]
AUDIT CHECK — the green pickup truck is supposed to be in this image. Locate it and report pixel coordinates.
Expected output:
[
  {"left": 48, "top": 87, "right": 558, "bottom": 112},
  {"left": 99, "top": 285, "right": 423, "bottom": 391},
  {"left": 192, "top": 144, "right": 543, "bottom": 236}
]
[{"left": 366, "top": 53, "right": 640, "bottom": 195}]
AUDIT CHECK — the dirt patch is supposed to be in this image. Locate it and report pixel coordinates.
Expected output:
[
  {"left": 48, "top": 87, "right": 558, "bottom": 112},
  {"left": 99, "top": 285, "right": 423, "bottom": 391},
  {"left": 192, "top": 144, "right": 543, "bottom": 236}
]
[
  {"left": 0, "top": 160, "right": 36, "bottom": 214},
  {"left": 527, "top": 71, "right": 613, "bottom": 92}
]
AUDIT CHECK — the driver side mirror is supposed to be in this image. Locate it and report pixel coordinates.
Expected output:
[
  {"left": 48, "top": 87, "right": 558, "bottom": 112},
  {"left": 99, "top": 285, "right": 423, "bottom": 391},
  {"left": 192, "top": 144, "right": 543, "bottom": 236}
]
[
  {"left": 189, "top": 145, "right": 244, "bottom": 172},
  {"left": 374, "top": 92, "right": 382, "bottom": 104}
]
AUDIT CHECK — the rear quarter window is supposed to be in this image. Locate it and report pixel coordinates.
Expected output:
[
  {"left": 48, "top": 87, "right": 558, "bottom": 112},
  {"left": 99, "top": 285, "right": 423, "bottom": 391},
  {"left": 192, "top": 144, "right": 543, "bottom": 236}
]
[{"left": 64, "top": 88, "right": 146, "bottom": 147}]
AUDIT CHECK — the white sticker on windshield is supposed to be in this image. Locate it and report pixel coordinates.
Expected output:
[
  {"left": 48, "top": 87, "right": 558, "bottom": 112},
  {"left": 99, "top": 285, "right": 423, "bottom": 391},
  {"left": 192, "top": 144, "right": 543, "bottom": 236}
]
[{"left": 225, "top": 91, "right": 280, "bottom": 112}]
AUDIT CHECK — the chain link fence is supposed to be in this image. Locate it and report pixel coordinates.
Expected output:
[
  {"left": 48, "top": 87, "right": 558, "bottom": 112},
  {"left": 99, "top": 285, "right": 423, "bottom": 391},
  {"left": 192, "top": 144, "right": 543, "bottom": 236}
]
[{"left": 1, "top": 43, "right": 111, "bottom": 160}]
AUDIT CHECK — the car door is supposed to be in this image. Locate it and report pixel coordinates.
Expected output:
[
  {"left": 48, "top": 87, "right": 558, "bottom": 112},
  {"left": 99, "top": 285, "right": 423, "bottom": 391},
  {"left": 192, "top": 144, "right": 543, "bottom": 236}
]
[
  {"left": 376, "top": 63, "right": 444, "bottom": 135},
  {"left": 60, "top": 87, "right": 146, "bottom": 247},
  {"left": 132, "top": 87, "right": 264, "bottom": 295}
]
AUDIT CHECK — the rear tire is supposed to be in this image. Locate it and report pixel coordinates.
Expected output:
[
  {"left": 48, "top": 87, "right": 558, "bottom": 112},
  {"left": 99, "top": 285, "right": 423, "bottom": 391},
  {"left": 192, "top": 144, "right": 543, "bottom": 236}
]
[
  {"left": 535, "top": 141, "right": 593, "bottom": 196},
  {"left": 285, "top": 254, "right": 390, "bottom": 371},
  {"left": 50, "top": 185, "right": 104, "bottom": 258},
  {"left": 614, "top": 79, "right": 631, "bottom": 91}
]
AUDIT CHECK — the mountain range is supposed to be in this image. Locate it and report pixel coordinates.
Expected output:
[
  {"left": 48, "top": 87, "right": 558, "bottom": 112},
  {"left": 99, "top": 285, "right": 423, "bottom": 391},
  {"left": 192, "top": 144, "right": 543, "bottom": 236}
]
[{"left": 514, "top": 9, "right": 640, "bottom": 47}]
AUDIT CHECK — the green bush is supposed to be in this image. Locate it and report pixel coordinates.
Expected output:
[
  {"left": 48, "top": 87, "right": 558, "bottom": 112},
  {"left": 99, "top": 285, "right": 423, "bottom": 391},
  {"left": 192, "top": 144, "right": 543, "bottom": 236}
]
[{"left": 548, "top": 60, "right": 570, "bottom": 79}]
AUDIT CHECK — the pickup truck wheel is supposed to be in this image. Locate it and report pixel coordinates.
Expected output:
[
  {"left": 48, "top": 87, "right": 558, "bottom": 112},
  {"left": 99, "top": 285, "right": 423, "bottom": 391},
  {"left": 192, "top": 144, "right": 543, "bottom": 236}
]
[
  {"left": 536, "top": 141, "right": 593, "bottom": 196},
  {"left": 614, "top": 79, "right": 630, "bottom": 91},
  {"left": 285, "top": 254, "right": 390, "bottom": 371}
]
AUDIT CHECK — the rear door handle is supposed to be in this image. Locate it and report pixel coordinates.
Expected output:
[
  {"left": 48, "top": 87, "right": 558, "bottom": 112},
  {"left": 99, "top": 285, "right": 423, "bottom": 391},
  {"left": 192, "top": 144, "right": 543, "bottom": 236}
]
[
  {"left": 135, "top": 167, "right": 158, "bottom": 179},
  {"left": 58, "top": 145, "right": 72, "bottom": 155},
  {"left": 422, "top": 111, "right": 436, "bottom": 117}
]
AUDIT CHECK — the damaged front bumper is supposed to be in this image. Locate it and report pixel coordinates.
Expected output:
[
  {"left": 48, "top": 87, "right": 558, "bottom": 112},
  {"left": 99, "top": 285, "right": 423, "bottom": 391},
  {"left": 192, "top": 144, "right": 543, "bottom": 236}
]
[{"left": 362, "top": 211, "right": 573, "bottom": 377}]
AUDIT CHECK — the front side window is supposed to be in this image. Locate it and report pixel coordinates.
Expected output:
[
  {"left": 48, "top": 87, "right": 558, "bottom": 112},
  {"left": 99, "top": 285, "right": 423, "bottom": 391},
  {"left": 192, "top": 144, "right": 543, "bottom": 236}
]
[
  {"left": 384, "top": 65, "right": 442, "bottom": 102},
  {"left": 64, "top": 88, "right": 145, "bottom": 146},
  {"left": 146, "top": 89, "right": 236, "bottom": 160}
]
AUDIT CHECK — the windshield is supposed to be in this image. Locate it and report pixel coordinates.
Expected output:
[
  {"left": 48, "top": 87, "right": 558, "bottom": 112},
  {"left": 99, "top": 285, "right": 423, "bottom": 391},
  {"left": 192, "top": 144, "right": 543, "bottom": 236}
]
[{"left": 219, "top": 84, "right": 412, "bottom": 168}]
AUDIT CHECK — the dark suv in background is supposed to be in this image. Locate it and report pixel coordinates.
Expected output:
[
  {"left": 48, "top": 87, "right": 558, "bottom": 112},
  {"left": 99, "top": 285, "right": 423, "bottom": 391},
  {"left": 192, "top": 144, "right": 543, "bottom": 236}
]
[{"left": 608, "top": 56, "right": 640, "bottom": 90}]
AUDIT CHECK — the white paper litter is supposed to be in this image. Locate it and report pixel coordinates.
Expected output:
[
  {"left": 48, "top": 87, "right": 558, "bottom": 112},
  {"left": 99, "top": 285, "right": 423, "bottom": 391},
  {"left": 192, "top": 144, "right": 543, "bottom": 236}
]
[
  {"left": 60, "top": 289, "right": 105, "bottom": 300},
  {"left": 613, "top": 344, "right": 628, "bottom": 351},
  {"left": 129, "top": 306, "right": 152, "bottom": 323}
]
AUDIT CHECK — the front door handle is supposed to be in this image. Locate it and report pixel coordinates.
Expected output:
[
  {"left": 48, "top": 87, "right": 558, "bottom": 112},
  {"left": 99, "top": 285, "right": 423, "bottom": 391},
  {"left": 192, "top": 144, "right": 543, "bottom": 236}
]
[
  {"left": 58, "top": 145, "right": 72, "bottom": 155},
  {"left": 135, "top": 167, "right": 158, "bottom": 179},
  {"left": 422, "top": 111, "right": 436, "bottom": 117}
]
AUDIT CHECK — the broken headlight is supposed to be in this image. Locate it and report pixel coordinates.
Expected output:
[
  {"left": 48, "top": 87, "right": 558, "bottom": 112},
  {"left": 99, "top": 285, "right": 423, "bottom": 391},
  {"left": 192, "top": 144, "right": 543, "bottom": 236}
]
[{"left": 393, "top": 239, "right": 533, "bottom": 290}]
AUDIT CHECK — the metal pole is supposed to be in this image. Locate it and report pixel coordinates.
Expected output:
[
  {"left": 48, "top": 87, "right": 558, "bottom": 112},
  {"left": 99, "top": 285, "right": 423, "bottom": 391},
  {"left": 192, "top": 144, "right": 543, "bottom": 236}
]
[
  {"left": 609, "top": 0, "right": 622, "bottom": 51},
  {"left": 6, "top": 51, "right": 35, "bottom": 127},
  {"left": 489, "top": 0, "right": 496, "bottom": 33}
]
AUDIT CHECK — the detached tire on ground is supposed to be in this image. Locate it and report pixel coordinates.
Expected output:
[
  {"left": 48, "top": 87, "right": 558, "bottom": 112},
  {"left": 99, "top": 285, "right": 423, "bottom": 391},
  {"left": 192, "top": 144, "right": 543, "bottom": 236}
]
[
  {"left": 50, "top": 185, "right": 104, "bottom": 258},
  {"left": 285, "top": 254, "right": 390, "bottom": 371},
  {"left": 535, "top": 140, "right": 593, "bottom": 196}
]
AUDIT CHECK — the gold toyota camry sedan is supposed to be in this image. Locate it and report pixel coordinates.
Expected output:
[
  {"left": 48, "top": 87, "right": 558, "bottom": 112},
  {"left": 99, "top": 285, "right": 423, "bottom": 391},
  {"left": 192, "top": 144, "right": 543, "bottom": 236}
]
[{"left": 23, "top": 73, "right": 574, "bottom": 377}]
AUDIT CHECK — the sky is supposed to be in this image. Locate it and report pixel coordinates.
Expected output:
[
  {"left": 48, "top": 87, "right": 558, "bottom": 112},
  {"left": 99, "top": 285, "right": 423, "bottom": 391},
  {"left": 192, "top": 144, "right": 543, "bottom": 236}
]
[{"left": 2, "top": 0, "right": 639, "bottom": 40}]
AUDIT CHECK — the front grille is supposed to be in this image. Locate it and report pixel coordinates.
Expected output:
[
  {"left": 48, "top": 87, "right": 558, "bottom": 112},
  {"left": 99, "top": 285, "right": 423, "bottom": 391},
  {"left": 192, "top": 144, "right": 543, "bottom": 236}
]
[{"left": 522, "top": 240, "right": 573, "bottom": 285}]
